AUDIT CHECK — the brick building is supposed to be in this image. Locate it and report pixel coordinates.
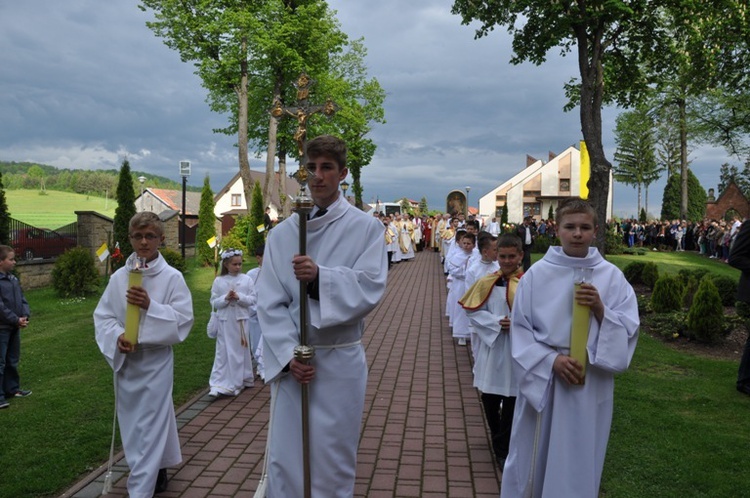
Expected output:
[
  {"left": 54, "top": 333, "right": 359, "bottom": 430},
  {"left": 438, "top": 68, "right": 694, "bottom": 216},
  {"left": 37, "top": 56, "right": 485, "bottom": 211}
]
[{"left": 705, "top": 181, "right": 750, "bottom": 221}]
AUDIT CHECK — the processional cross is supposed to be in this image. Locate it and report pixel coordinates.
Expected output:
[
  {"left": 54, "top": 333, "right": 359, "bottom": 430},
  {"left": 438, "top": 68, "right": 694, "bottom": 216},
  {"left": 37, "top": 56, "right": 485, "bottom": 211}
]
[{"left": 270, "top": 72, "right": 337, "bottom": 498}]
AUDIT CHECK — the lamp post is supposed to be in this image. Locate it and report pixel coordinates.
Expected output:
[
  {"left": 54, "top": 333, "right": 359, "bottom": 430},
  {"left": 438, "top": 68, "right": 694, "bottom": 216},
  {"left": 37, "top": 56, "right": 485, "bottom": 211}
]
[
  {"left": 340, "top": 179, "right": 349, "bottom": 203},
  {"left": 465, "top": 186, "right": 471, "bottom": 217},
  {"left": 179, "top": 161, "right": 191, "bottom": 259},
  {"left": 138, "top": 176, "right": 146, "bottom": 212}
]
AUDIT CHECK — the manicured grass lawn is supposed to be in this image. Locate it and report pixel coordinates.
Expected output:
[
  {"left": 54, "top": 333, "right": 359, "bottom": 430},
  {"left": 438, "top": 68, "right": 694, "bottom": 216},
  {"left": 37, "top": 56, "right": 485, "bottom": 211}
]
[
  {"left": 6, "top": 190, "right": 117, "bottom": 227},
  {"left": 0, "top": 250, "right": 748, "bottom": 497}
]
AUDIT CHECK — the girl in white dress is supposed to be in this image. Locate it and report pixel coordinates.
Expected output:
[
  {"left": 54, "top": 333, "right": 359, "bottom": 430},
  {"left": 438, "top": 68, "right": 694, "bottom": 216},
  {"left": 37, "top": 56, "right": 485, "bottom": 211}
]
[{"left": 208, "top": 249, "right": 257, "bottom": 397}]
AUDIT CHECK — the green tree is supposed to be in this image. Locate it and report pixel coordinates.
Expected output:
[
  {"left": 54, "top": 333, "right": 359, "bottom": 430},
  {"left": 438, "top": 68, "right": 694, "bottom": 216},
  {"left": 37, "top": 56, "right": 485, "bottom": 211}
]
[
  {"left": 27, "top": 165, "right": 46, "bottom": 192},
  {"left": 500, "top": 203, "right": 508, "bottom": 227},
  {"left": 0, "top": 172, "right": 10, "bottom": 244},
  {"left": 196, "top": 174, "right": 217, "bottom": 266},
  {"left": 613, "top": 106, "right": 662, "bottom": 217},
  {"left": 247, "top": 180, "right": 265, "bottom": 255},
  {"left": 717, "top": 163, "right": 750, "bottom": 198},
  {"left": 112, "top": 159, "right": 137, "bottom": 270},
  {"left": 660, "top": 169, "right": 706, "bottom": 221},
  {"left": 419, "top": 197, "right": 428, "bottom": 216}
]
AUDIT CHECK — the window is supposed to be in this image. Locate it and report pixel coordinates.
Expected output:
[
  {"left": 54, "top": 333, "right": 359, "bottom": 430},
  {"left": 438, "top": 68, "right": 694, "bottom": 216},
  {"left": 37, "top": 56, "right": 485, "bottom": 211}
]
[
  {"left": 523, "top": 190, "right": 541, "bottom": 198},
  {"left": 523, "top": 203, "right": 541, "bottom": 218},
  {"left": 231, "top": 194, "right": 242, "bottom": 207},
  {"left": 559, "top": 179, "right": 570, "bottom": 192}
]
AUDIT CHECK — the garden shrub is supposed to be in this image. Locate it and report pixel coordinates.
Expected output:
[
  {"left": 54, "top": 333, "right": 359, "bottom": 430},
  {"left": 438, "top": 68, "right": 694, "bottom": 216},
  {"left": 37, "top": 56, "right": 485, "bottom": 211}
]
[
  {"left": 650, "top": 275, "right": 684, "bottom": 313},
  {"left": 641, "top": 262, "right": 659, "bottom": 289},
  {"left": 605, "top": 230, "right": 625, "bottom": 255},
  {"left": 51, "top": 247, "right": 100, "bottom": 297},
  {"left": 682, "top": 275, "right": 699, "bottom": 308},
  {"left": 709, "top": 275, "right": 738, "bottom": 307},
  {"left": 686, "top": 278, "right": 725, "bottom": 343},
  {"left": 623, "top": 261, "right": 646, "bottom": 285},
  {"left": 532, "top": 236, "right": 558, "bottom": 254},
  {"left": 677, "top": 268, "right": 709, "bottom": 286},
  {"left": 642, "top": 311, "right": 686, "bottom": 340},
  {"left": 160, "top": 247, "right": 186, "bottom": 274}
]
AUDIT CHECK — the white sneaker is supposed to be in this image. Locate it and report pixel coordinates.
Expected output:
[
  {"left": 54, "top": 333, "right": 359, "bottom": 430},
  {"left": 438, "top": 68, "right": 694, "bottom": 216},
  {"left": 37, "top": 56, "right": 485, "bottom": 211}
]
[{"left": 458, "top": 338, "right": 467, "bottom": 346}]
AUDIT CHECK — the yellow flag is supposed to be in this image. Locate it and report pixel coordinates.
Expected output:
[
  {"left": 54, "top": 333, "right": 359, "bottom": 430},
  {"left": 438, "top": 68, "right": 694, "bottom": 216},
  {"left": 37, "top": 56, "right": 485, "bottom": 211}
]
[
  {"left": 96, "top": 243, "right": 109, "bottom": 262},
  {"left": 579, "top": 140, "right": 590, "bottom": 199},
  {"left": 207, "top": 236, "right": 217, "bottom": 248},
  {"left": 257, "top": 224, "right": 266, "bottom": 233}
]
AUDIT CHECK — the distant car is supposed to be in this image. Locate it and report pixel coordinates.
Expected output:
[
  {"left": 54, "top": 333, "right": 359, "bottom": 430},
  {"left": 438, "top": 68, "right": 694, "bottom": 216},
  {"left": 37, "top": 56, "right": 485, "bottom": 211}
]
[{"left": 11, "top": 228, "right": 77, "bottom": 261}]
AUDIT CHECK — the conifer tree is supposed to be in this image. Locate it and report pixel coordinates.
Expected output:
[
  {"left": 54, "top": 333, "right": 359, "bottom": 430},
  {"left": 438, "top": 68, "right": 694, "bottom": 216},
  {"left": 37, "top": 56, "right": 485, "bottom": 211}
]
[
  {"left": 112, "top": 159, "right": 137, "bottom": 270},
  {"left": 500, "top": 203, "right": 509, "bottom": 228},
  {"left": 197, "top": 174, "right": 217, "bottom": 266},
  {"left": 0, "top": 172, "right": 10, "bottom": 244},
  {"left": 247, "top": 180, "right": 265, "bottom": 255}
]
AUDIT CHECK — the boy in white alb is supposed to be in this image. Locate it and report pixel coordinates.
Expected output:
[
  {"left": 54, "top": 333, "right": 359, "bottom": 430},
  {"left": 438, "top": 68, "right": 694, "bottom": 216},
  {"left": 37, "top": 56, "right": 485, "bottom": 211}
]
[{"left": 500, "top": 198, "right": 639, "bottom": 498}]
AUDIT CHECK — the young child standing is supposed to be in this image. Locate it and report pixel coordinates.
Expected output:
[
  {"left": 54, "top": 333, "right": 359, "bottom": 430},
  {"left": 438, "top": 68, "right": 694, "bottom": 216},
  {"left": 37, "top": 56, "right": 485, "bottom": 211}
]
[
  {"left": 460, "top": 233, "right": 523, "bottom": 470},
  {"left": 209, "top": 248, "right": 256, "bottom": 397},
  {"left": 500, "top": 198, "right": 639, "bottom": 497},
  {"left": 447, "top": 231, "right": 476, "bottom": 346},
  {"left": 94, "top": 212, "right": 194, "bottom": 496},
  {"left": 0, "top": 245, "right": 31, "bottom": 410}
]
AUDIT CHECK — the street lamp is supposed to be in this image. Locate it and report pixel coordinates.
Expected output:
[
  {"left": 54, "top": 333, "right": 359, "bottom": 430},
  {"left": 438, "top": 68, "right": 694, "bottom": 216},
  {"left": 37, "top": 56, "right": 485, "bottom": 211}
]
[
  {"left": 179, "top": 161, "right": 191, "bottom": 259},
  {"left": 465, "top": 186, "right": 471, "bottom": 217},
  {"left": 340, "top": 179, "right": 349, "bottom": 201},
  {"left": 138, "top": 176, "right": 146, "bottom": 212}
]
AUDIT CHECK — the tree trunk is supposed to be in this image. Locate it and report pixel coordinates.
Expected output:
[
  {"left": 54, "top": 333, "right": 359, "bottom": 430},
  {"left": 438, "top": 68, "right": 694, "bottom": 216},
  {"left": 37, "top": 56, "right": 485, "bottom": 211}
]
[
  {"left": 237, "top": 36, "right": 253, "bottom": 210},
  {"left": 264, "top": 80, "right": 282, "bottom": 211},
  {"left": 678, "top": 97, "right": 689, "bottom": 219},
  {"left": 279, "top": 149, "right": 291, "bottom": 218},
  {"left": 576, "top": 27, "right": 611, "bottom": 252},
  {"left": 637, "top": 183, "right": 642, "bottom": 218},
  {"left": 645, "top": 186, "right": 649, "bottom": 219},
  {"left": 351, "top": 164, "right": 363, "bottom": 210}
]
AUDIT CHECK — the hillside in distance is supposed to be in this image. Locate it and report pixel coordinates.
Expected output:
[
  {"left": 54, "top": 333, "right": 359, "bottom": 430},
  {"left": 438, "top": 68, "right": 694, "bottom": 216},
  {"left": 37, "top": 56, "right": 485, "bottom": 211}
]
[{"left": 6, "top": 190, "right": 117, "bottom": 228}]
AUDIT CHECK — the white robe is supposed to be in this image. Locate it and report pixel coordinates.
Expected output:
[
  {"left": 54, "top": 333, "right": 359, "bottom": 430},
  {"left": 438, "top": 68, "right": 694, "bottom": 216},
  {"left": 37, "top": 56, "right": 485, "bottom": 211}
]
[
  {"left": 247, "top": 267, "right": 264, "bottom": 378},
  {"left": 399, "top": 221, "right": 416, "bottom": 260},
  {"left": 209, "top": 272, "right": 256, "bottom": 396},
  {"left": 94, "top": 252, "right": 194, "bottom": 498},
  {"left": 501, "top": 247, "right": 639, "bottom": 498},
  {"left": 465, "top": 258, "right": 500, "bottom": 358},
  {"left": 257, "top": 195, "right": 388, "bottom": 498},
  {"left": 388, "top": 222, "right": 401, "bottom": 263},
  {"left": 466, "top": 279, "right": 516, "bottom": 396},
  {"left": 447, "top": 248, "right": 471, "bottom": 339}
]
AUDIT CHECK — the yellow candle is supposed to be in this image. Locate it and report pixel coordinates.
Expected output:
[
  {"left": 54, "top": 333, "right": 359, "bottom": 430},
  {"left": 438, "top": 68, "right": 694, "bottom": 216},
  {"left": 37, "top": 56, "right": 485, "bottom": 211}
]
[
  {"left": 124, "top": 270, "right": 143, "bottom": 345},
  {"left": 570, "top": 282, "right": 590, "bottom": 380}
]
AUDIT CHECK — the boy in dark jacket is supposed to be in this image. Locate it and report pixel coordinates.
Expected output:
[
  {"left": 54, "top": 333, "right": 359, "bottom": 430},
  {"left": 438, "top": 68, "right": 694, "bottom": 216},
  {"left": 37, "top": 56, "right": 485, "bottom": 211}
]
[{"left": 0, "top": 245, "right": 31, "bottom": 409}]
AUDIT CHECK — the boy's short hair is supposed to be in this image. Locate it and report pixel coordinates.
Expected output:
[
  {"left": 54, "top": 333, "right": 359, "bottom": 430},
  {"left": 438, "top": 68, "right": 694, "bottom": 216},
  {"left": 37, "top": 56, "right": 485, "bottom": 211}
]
[
  {"left": 255, "top": 243, "right": 265, "bottom": 257},
  {"left": 306, "top": 135, "right": 347, "bottom": 170},
  {"left": 466, "top": 219, "right": 480, "bottom": 231},
  {"left": 478, "top": 233, "right": 497, "bottom": 252},
  {"left": 497, "top": 233, "right": 523, "bottom": 252},
  {"left": 0, "top": 245, "right": 13, "bottom": 261},
  {"left": 462, "top": 232, "right": 476, "bottom": 245},
  {"left": 129, "top": 212, "right": 164, "bottom": 235},
  {"left": 455, "top": 229, "right": 467, "bottom": 241},
  {"left": 555, "top": 198, "right": 598, "bottom": 226}
]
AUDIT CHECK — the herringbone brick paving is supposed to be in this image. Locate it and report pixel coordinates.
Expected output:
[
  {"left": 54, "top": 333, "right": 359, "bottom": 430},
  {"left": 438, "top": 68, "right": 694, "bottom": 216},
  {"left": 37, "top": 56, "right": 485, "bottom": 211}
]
[{"left": 62, "top": 250, "right": 501, "bottom": 497}]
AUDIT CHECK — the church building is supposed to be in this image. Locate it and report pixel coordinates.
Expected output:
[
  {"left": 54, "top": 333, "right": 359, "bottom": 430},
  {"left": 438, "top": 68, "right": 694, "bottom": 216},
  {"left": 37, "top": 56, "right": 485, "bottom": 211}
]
[{"left": 477, "top": 143, "right": 613, "bottom": 223}]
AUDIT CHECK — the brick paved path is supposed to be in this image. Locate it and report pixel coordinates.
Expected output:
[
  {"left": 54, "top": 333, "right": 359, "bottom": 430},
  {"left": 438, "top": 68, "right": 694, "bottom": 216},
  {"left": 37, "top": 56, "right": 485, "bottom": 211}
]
[{"left": 62, "top": 250, "right": 501, "bottom": 498}]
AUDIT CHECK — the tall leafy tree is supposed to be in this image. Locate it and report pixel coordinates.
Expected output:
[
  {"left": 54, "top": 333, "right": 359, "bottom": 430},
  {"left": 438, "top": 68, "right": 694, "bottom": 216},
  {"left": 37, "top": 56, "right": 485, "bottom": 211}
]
[
  {"left": 613, "top": 107, "right": 662, "bottom": 217},
  {"left": 113, "top": 159, "right": 137, "bottom": 270},
  {"left": 419, "top": 196, "right": 429, "bottom": 215},
  {"left": 27, "top": 165, "right": 46, "bottom": 192},
  {"left": 196, "top": 174, "right": 217, "bottom": 266}
]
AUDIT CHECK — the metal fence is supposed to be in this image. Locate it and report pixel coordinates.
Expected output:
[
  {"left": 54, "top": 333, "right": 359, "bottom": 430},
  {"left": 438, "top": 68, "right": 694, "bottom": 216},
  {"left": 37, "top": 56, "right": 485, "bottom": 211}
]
[{"left": 9, "top": 218, "right": 78, "bottom": 261}]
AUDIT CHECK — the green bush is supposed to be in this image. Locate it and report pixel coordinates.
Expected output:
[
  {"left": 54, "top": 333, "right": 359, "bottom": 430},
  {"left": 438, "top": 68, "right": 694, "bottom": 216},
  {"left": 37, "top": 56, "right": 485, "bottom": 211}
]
[
  {"left": 51, "top": 247, "right": 100, "bottom": 297},
  {"left": 709, "top": 275, "right": 738, "bottom": 307},
  {"left": 686, "top": 278, "right": 725, "bottom": 343},
  {"left": 623, "top": 261, "right": 646, "bottom": 285},
  {"left": 682, "top": 275, "right": 699, "bottom": 308},
  {"left": 642, "top": 311, "right": 687, "bottom": 340},
  {"left": 160, "top": 247, "right": 186, "bottom": 273},
  {"left": 605, "top": 229, "right": 625, "bottom": 255},
  {"left": 641, "top": 262, "right": 659, "bottom": 289},
  {"left": 677, "top": 268, "right": 710, "bottom": 286},
  {"left": 650, "top": 275, "right": 684, "bottom": 313},
  {"left": 532, "top": 236, "right": 558, "bottom": 254}
]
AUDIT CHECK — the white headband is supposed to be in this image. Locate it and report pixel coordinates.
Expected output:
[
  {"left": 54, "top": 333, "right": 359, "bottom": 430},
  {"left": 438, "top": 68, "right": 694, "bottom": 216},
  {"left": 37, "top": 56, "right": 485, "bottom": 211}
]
[{"left": 220, "top": 249, "right": 243, "bottom": 260}]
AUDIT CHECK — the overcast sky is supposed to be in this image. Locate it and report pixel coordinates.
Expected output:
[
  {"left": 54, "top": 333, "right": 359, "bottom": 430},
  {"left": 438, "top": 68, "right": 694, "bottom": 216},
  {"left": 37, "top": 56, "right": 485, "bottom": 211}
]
[{"left": 0, "top": 1, "right": 735, "bottom": 218}]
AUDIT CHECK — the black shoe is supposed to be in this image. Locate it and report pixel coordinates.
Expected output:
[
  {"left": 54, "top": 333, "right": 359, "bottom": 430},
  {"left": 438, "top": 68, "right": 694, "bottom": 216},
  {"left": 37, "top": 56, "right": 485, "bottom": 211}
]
[
  {"left": 154, "top": 468, "right": 168, "bottom": 494},
  {"left": 737, "top": 384, "right": 750, "bottom": 396}
]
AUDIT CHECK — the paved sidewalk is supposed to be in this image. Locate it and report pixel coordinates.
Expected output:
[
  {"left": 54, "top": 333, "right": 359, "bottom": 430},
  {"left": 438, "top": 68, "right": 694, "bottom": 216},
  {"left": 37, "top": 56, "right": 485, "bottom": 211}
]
[{"left": 61, "top": 250, "right": 501, "bottom": 498}]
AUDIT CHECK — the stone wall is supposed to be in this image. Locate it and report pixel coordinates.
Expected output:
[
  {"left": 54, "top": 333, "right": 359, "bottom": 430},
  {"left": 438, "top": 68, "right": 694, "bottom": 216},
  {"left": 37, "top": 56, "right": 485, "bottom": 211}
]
[{"left": 15, "top": 260, "right": 56, "bottom": 291}]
